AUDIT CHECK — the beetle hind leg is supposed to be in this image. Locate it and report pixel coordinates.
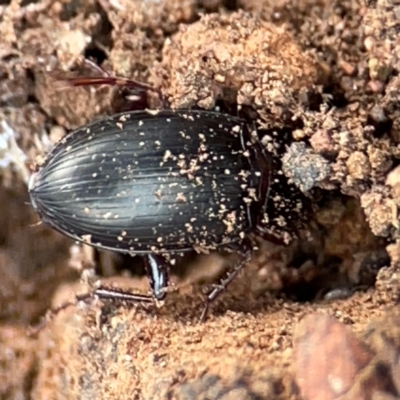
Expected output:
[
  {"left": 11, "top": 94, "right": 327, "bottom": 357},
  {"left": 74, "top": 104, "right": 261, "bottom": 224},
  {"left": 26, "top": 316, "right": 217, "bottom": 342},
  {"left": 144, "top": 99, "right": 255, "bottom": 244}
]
[
  {"left": 91, "top": 254, "right": 169, "bottom": 303},
  {"left": 29, "top": 286, "right": 155, "bottom": 335},
  {"left": 58, "top": 58, "right": 167, "bottom": 109},
  {"left": 30, "top": 254, "right": 170, "bottom": 334},
  {"left": 143, "top": 254, "right": 170, "bottom": 301}
]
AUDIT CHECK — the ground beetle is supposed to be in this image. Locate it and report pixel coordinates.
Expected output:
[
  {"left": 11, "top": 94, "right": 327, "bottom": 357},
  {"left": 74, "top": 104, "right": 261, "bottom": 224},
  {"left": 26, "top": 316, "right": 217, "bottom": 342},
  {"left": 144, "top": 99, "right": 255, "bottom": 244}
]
[{"left": 29, "top": 67, "right": 305, "bottom": 321}]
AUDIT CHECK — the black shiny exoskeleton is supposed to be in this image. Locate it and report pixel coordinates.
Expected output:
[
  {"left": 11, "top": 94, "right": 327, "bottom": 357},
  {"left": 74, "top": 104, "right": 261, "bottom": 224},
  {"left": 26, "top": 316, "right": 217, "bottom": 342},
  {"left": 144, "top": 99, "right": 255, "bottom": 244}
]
[
  {"left": 30, "top": 65, "right": 306, "bottom": 320},
  {"left": 31, "top": 110, "right": 269, "bottom": 254}
]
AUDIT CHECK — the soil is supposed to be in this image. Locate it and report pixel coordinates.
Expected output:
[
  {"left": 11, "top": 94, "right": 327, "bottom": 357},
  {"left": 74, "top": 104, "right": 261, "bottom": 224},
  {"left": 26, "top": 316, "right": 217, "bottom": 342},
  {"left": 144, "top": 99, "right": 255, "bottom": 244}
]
[{"left": 1, "top": 0, "right": 400, "bottom": 399}]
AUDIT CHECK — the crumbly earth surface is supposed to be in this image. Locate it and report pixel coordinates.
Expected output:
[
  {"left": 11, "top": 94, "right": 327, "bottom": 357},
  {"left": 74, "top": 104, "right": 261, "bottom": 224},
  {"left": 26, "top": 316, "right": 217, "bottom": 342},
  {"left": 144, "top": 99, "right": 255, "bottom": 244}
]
[{"left": 1, "top": 0, "right": 400, "bottom": 399}]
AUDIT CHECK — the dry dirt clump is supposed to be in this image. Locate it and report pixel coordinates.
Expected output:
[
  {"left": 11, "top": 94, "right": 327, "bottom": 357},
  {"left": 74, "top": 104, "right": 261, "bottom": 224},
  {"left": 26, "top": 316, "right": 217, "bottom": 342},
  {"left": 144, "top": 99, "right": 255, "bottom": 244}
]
[
  {"left": 1, "top": 0, "right": 400, "bottom": 399},
  {"left": 238, "top": 0, "right": 368, "bottom": 102},
  {"left": 29, "top": 268, "right": 400, "bottom": 400},
  {"left": 101, "top": 0, "right": 198, "bottom": 82},
  {"left": 150, "top": 11, "right": 321, "bottom": 124}
]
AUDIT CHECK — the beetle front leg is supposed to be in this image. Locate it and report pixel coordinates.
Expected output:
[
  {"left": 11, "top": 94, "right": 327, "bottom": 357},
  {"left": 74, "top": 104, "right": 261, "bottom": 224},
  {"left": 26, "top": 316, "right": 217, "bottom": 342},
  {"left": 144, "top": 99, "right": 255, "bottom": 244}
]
[{"left": 199, "top": 242, "right": 253, "bottom": 322}]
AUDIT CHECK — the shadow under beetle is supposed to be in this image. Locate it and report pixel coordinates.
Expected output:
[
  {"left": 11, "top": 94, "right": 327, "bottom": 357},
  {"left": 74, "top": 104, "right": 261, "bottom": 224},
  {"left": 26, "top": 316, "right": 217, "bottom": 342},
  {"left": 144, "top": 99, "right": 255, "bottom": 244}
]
[{"left": 29, "top": 65, "right": 306, "bottom": 321}]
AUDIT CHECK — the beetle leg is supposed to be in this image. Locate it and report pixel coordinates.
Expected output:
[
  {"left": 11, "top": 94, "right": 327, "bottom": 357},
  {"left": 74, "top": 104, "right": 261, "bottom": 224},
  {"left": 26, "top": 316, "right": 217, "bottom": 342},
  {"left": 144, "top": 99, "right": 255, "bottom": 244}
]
[
  {"left": 62, "top": 75, "right": 157, "bottom": 94},
  {"left": 59, "top": 58, "right": 166, "bottom": 106},
  {"left": 28, "top": 286, "right": 154, "bottom": 335},
  {"left": 200, "top": 245, "right": 252, "bottom": 322},
  {"left": 91, "top": 253, "right": 171, "bottom": 303},
  {"left": 90, "top": 287, "right": 154, "bottom": 303},
  {"left": 144, "top": 254, "right": 169, "bottom": 301},
  {"left": 33, "top": 256, "right": 168, "bottom": 332},
  {"left": 82, "top": 58, "right": 110, "bottom": 76}
]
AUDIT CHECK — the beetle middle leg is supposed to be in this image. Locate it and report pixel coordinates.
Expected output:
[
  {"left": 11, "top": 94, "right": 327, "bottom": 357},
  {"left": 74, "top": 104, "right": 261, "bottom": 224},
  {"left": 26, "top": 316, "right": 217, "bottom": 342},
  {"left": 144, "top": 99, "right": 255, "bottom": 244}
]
[{"left": 200, "top": 240, "right": 253, "bottom": 322}]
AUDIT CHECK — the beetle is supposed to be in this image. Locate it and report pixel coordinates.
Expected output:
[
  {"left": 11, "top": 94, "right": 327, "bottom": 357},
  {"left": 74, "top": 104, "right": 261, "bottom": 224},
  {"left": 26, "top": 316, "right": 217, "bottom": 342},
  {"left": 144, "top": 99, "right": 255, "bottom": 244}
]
[{"left": 30, "top": 68, "right": 306, "bottom": 321}]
